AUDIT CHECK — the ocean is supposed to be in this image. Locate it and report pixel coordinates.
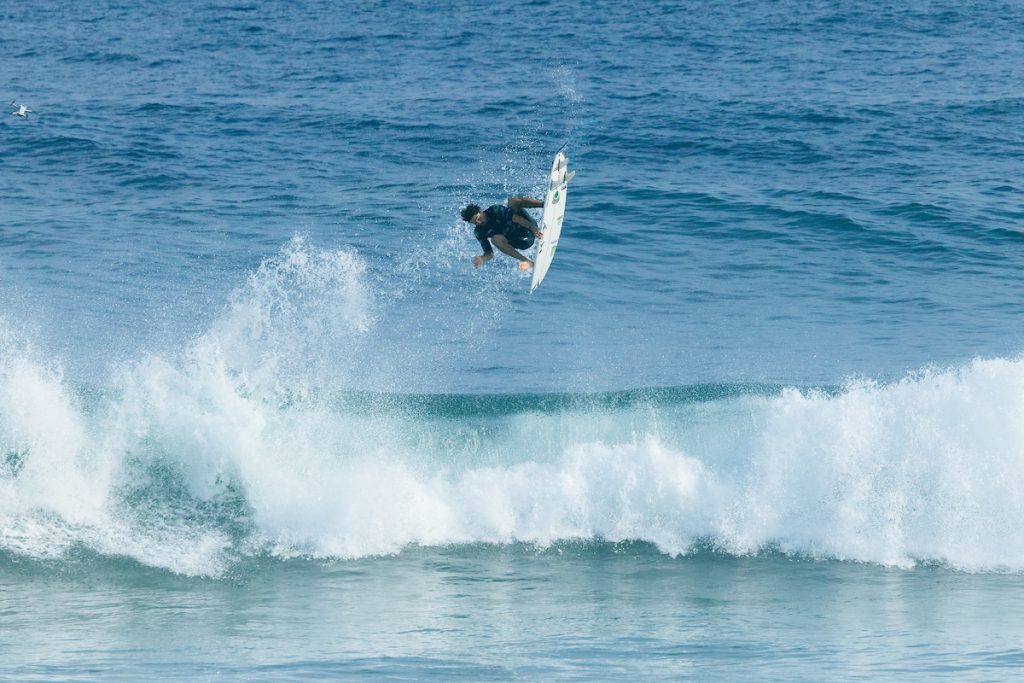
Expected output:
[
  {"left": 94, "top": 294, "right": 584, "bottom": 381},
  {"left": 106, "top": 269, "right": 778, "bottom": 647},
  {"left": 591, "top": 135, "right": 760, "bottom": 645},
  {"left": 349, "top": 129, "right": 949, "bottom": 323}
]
[{"left": 4, "top": 0, "right": 1024, "bottom": 679}]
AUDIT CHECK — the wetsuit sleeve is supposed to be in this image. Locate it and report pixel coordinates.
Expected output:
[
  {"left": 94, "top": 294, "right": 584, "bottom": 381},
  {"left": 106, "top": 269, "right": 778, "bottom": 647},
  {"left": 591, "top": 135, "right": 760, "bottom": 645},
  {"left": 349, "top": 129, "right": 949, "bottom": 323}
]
[{"left": 475, "top": 227, "right": 493, "bottom": 253}]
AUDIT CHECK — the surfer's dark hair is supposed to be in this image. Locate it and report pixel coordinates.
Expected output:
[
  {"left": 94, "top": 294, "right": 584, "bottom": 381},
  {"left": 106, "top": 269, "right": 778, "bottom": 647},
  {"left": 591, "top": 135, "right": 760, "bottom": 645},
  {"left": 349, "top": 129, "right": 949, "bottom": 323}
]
[{"left": 461, "top": 204, "right": 481, "bottom": 222}]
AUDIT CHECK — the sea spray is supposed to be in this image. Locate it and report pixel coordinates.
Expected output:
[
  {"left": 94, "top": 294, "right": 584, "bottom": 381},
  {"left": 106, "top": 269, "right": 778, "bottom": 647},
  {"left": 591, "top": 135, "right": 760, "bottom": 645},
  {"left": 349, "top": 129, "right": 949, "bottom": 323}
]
[
  {"left": 0, "top": 322, "right": 103, "bottom": 544},
  {"left": 198, "top": 234, "right": 374, "bottom": 399}
]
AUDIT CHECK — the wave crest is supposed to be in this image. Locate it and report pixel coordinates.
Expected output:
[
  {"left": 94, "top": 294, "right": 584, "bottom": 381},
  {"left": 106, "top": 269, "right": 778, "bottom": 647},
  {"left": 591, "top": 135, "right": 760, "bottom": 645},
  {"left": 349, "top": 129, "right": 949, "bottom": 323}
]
[{"left": 3, "top": 241, "right": 1024, "bottom": 575}]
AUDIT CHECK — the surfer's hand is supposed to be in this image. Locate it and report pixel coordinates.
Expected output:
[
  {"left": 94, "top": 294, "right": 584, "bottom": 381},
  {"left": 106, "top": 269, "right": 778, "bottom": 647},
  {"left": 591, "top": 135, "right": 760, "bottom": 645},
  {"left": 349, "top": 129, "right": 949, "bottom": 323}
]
[
  {"left": 534, "top": 230, "right": 544, "bottom": 240},
  {"left": 518, "top": 260, "right": 533, "bottom": 271},
  {"left": 472, "top": 255, "right": 484, "bottom": 268}
]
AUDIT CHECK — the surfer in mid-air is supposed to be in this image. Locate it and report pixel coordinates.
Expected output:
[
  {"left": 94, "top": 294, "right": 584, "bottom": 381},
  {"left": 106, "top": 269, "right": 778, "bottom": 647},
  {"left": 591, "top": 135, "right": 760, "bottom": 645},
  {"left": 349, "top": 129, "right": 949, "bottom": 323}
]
[{"left": 461, "top": 197, "right": 544, "bottom": 270}]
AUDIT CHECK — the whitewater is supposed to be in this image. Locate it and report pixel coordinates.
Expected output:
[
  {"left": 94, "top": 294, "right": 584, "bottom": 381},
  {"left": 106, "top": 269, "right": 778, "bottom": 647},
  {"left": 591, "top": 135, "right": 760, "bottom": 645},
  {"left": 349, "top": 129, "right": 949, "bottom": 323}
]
[{"left": 4, "top": 238, "right": 1023, "bottom": 577}]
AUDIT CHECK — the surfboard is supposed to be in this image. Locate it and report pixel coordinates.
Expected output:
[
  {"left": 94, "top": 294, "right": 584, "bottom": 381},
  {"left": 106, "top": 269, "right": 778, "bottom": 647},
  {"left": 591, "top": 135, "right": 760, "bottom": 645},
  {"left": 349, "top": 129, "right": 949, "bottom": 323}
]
[{"left": 530, "top": 152, "right": 574, "bottom": 293}]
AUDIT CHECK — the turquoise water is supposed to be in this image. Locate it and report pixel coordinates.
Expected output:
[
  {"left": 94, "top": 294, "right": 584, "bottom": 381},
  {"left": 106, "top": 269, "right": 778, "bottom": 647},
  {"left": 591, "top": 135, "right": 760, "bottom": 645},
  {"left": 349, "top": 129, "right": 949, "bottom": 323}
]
[
  {"left": 7, "top": 547, "right": 1024, "bottom": 680},
  {"left": 4, "top": 0, "right": 1024, "bottom": 678}
]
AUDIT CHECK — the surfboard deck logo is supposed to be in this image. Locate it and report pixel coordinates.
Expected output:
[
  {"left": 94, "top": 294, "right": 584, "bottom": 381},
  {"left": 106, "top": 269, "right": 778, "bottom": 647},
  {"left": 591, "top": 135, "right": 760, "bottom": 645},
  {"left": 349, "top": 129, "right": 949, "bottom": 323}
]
[{"left": 530, "top": 152, "right": 573, "bottom": 294}]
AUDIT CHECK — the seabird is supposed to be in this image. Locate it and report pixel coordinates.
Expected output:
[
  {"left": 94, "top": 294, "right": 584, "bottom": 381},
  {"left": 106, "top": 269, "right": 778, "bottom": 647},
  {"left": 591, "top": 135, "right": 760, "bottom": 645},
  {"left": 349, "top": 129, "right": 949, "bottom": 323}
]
[{"left": 10, "top": 102, "right": 32, "bottom": 118}]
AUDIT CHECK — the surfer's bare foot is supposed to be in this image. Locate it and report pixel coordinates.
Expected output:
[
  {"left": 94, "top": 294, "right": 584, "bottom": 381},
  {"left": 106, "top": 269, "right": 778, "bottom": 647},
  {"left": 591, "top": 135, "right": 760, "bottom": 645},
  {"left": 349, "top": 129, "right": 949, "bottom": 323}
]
[{"left": 518, "top": 261, "right": 533, "bottom": 271}]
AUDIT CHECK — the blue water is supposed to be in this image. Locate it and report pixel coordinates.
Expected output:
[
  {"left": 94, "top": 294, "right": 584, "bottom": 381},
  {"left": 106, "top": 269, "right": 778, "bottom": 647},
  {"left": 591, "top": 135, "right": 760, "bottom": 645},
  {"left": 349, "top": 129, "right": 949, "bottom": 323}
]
[{"left": 4, "top": 0, "right": 1024, "bottom": 678}]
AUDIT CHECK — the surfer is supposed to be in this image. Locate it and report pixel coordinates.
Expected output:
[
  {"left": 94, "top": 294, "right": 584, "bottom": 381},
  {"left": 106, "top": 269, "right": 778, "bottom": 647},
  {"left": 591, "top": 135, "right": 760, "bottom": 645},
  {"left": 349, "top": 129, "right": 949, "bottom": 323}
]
[{"left": 461, "top": 197, "right": 544, "bottom": 270}]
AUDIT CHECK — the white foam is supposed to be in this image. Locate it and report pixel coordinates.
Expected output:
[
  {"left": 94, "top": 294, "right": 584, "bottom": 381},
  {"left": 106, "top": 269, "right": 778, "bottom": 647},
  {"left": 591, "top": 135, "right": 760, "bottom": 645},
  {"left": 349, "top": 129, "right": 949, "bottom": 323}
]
[
  {"left": 5, "top": 240, "right": 1024, "bottom": 574},
  {"left": 0, "top": 324, "right": 104, "bottom": 526},
  {"left": 172, "top": 355, "right": 1024, "bottom": 572},
  {"left": 725, "top": 360, "right": 1024, "bottom": 570}
]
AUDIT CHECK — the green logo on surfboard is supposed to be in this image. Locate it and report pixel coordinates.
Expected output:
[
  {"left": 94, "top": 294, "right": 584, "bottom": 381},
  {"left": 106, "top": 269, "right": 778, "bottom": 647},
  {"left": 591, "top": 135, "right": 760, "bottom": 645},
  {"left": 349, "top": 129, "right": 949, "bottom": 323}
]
[{"left": 553, "top": 191, "right": 560, "bottom": 203}]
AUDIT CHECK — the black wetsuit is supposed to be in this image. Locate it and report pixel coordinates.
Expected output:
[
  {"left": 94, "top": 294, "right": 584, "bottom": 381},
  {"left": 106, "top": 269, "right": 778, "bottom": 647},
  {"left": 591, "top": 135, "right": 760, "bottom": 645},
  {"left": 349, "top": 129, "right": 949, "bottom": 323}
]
[{"left": 474, "top": 205, "right": 535, "bottom": 253}]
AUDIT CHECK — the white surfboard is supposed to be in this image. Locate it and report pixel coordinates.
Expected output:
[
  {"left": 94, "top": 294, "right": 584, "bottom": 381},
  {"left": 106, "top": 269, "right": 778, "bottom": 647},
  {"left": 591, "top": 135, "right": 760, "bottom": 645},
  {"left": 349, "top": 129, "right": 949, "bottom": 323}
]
[{"left": 530, "top": 152, "right": 574, "bottom": 293}]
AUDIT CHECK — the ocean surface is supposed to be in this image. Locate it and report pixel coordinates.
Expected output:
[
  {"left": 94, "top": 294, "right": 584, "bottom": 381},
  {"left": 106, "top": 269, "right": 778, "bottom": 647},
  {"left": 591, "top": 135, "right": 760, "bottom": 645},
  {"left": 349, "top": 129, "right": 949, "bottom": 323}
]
[{"left": 4, "top": 0, "right": 1024, "bottom": 679}]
